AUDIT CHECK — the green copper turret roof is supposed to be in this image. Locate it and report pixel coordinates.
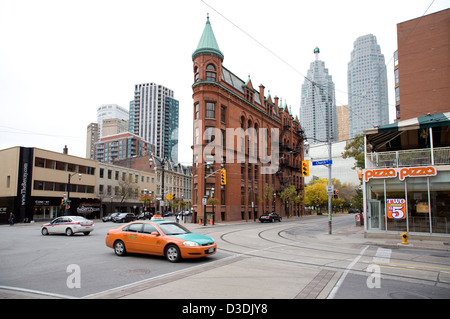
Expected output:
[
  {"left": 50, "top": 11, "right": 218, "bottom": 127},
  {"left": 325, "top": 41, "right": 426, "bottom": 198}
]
[{"left": 192, "top": 15, "right": 224, "bottom": 61}]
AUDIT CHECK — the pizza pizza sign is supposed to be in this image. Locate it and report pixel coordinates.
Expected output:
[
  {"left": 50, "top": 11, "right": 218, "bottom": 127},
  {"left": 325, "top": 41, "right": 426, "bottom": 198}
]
[{"left": 386, "top": 199, "right": 406, "bottom": 219}]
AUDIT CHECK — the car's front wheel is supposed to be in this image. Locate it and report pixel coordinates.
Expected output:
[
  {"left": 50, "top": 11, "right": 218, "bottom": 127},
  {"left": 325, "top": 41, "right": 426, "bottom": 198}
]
[
  {"left": 114, "top": 240, "right": 126, "bottom": 256},
  {"left": 41, "top": 227, "right": 49, "bottom": 235},
  {"left": 165, "top": 244, "right": 181, "bottom": 263},
  {"left": 65, "top": 228, "right": 73, "bottom": 236}
]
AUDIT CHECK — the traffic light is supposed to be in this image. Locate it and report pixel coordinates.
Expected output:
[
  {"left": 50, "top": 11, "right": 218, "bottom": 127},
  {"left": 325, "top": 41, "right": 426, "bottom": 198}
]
[
  {"left": 166, "top": 193, "right": 175, "bottom": 200},
  {"left": 333, "top": 189, "right": 339, "bottom": 199},
  {"left": 220, "top": 169, "right": 226, "bottom": 185},
  {"left": 301, "top": 161, "right": 309, "bottom": 177}
]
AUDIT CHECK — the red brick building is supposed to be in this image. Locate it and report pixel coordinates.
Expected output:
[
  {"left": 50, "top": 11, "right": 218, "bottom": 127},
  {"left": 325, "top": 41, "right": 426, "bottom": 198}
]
[
  {"left": 396, "top": 8, "right": 450, "bottom": 121},
  {"left": 191, "top": 16, "right": 305, "bottom": 222}
]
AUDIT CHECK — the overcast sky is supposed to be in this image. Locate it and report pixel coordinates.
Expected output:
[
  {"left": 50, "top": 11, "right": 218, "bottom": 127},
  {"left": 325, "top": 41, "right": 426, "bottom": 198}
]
[{"left": 1, "top": 0, "right": 448, "bottom": 165}]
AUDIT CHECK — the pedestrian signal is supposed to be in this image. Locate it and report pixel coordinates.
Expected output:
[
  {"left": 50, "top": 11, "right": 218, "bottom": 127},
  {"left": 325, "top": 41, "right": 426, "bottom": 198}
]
[
  {"left": 220, "top": 169, "right": 226, "bottom": 185},
  {"left": 301, "top": 161, "right": 309, "bottom": 177}
]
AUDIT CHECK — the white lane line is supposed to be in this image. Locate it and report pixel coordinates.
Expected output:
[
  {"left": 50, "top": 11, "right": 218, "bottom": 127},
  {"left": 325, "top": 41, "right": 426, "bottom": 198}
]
[{"left": 327, "top": 245, "right": 369, "bottom": 299}]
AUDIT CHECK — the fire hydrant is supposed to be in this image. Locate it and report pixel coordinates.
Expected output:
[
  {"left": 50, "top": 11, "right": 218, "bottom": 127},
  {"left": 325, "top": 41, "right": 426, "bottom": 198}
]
[{"left": 401, "top": 232, "right": 409, "bottom": 245}]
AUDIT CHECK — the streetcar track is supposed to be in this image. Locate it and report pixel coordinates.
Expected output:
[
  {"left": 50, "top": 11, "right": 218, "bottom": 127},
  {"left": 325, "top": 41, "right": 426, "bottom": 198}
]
[
  {"left": 214, "top": 219, "right": 450, "bottom": 286},
  {"left": 218, "top": 219, "right": 450, "bottom": 269}
]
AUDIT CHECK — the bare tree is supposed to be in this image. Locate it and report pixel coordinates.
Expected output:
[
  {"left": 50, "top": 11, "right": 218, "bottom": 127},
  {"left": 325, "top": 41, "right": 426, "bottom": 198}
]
[{"left": 116, "top": 177, "right": 139, "bottom": 212}]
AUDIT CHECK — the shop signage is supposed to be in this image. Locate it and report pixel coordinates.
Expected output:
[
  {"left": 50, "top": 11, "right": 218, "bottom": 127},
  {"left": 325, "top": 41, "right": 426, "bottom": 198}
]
[
  {"left": 364, "top": 166, "right": 437, "bottom": 182},
  {"left": 386, "top": 199, "right": 406, "bottom": 219},
  {"left": 35, "top": 200, "right": 50, "bottom": 206}
]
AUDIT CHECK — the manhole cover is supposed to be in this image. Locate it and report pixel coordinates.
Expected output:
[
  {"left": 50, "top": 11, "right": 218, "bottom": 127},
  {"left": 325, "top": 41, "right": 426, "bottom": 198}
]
[
  {"left": 389, "top": 291, "right": 430, "bottom": 299},
  {"left": 121, "top": 269, "right": 151, "bottom": 276}
]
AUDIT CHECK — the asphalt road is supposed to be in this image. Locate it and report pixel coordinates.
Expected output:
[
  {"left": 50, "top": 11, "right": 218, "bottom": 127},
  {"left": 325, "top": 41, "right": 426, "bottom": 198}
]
[
  {"left": 0, "top": 219, "right": 230, "bottom": 298},
  {"left": 1, "top": 214, "right": 449, "bottom": 299}
]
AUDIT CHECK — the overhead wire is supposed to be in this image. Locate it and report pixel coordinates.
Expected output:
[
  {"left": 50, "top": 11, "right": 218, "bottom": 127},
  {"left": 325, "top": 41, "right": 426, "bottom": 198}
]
[{"left": 200, "top": 0, "right": 440, "bottom": 132}]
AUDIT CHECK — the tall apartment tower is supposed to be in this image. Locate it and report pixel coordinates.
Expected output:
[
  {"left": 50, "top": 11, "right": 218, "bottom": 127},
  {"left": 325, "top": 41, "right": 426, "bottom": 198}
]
[
  {"left": 130, "top": 83, "right": 179, "bottom": 162},
  {"left": 347, "top": 34, "right": 389, "bottom": 138},
  {"left": 300, "top": 47, "right": 338, "bottom": 144}
]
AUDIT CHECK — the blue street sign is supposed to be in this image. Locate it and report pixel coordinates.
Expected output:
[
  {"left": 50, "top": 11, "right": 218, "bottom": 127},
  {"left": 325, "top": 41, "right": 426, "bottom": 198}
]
[{"left": 312, "top": 160, "right": 333, "bottom": 166}]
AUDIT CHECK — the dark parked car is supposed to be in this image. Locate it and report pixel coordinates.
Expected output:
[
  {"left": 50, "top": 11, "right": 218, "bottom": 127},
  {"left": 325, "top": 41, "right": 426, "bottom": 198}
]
[
  {"left": 113, "top": 213, "right": 136, "bottom": 223},
  {"left": 348, "top": 208, "right": 360, "bottom": 214},
  {"left": 137, "top": 212, "right": 153, "bottom": 220},
  {"left": 102, "top": 213, "right": 119, "bottom": 222},
  {"left": 259, "top": 212, "right": 282, "bottom": 223}
]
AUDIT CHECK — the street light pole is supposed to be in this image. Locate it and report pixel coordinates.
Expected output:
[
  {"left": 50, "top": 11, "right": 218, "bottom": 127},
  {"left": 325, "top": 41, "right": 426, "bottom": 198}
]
[{"left": 149, "top": 156, "right": 166, "bottom": 216}]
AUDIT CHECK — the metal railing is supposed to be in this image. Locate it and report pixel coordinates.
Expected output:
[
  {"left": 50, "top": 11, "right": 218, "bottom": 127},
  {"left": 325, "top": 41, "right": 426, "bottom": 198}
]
[{"left": 366, "top": 146, "right": 450, "bottom": 168}]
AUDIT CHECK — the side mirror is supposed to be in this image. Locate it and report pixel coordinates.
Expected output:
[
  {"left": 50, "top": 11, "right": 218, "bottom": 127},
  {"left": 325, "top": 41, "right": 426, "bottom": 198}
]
[{"left": 151, "top": 232, "right": 160, "bottom": 237}]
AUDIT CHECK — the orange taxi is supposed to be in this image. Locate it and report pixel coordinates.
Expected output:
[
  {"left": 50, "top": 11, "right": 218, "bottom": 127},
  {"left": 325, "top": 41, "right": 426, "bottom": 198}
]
[{"left": 105, "top": 217, "right": 217, "bottom": 262}]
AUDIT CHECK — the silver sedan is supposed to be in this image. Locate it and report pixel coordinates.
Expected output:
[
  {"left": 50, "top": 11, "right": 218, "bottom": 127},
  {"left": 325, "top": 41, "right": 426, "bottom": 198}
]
[{"left": 41, "top": 216, "right": 94, "bottom": 236}]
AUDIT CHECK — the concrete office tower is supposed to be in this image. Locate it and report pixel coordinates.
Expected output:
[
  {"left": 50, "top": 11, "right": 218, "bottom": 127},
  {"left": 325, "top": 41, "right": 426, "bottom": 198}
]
[
  {"left": 348, "top": 34, "right": 389, "bottom": 139},
  {"left": 96, "top": 104, "right": 129, "bottom": 139},
  {"left": 86, "top": 122, "right": 98, "bottom": 159},
  {"left": 300, "top": 47, "right": 338, "bottom": 144},
  {"left": 131, "top": 83, "right": 179, "bottom": 162}
]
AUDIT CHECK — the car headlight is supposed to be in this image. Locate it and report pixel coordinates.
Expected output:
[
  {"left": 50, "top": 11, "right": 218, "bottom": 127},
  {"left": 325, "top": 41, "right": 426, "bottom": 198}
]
[{"left": 183, "top": 241, "right": 199, "bottom": 247}]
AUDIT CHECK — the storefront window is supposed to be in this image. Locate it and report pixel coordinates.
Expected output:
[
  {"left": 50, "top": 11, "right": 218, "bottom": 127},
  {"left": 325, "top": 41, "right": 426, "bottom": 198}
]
[
  {"left": 406, "top": 177, "right": 430, "bottom": 233},
  {"left": 429, "top": 172, "right": 450, "bottom": 234},
  {"left": 33, "top": 206, "right": 60, "bottom": 220},
  {"left": 365, "top": 170, "right": 450, "bottom": 234}
]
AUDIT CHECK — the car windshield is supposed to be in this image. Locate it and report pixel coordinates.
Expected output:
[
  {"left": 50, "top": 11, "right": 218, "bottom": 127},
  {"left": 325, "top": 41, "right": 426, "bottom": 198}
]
[{"left": 158, "top": 223, "right": 191, "bottom": 235}]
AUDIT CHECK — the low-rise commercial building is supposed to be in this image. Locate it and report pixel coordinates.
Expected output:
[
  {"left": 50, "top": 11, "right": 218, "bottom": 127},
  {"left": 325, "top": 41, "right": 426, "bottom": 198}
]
[
  {"left": 0, "top": 146, "right": 162, "bottom": 223},
  {"left": 362, "top": 112, "right": 450, "bottom": 237},
  {"left": 0, "top": 146, "right": 97, "bottom": 223}
]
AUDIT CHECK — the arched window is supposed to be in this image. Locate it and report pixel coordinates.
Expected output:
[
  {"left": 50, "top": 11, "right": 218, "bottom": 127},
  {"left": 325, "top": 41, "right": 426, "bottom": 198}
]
[
  {"left": 206, "top": 64, "right": 216, "bottom": 81},
  {"left": 240, "top": 116, "right": 246, "bottom": 129}
]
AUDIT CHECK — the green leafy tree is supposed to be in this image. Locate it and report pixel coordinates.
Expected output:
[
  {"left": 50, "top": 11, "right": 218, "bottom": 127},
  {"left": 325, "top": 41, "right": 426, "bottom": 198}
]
[{"left": 342, "top": 134, "right": 365, "bottom": 170}]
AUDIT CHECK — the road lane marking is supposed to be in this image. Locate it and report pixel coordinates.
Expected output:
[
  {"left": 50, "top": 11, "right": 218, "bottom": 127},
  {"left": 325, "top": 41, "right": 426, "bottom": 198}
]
[{"left": 327, "top": 245, "right": 369, "bottom": 299}]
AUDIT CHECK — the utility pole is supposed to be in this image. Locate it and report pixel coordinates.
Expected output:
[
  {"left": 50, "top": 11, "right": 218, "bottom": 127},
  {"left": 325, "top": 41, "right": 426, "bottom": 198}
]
[
  {"left": 311, "top": 77, "right": 333, "bottom": 235},
  {"left": 328, "top": 138, "right": 332, "bottom": 234},
  {"left": 326, "top": 85, "right": 333, "bottom": 235}
]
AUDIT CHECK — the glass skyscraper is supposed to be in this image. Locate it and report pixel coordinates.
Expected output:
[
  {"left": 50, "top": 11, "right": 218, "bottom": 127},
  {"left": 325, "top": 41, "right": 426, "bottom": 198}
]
[
  {"left": 347, "top": 34, "right": 389, "bottom": 139},
  {"left": 300, "top": 47, "right": 338, "bottom": 144}
]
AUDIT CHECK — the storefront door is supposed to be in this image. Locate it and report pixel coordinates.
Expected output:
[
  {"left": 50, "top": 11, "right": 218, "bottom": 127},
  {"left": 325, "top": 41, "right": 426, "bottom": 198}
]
[{"left": 367, "top": 200, "right": 382, "bottom": 230}]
